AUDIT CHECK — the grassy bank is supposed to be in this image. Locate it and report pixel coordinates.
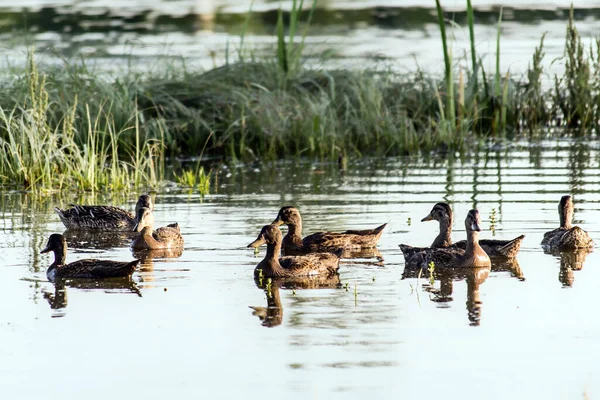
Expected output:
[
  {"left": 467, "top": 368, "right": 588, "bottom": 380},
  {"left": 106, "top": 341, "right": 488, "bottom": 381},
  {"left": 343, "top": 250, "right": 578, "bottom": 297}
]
[{"left": 0, "top": 2, "right": 599, "bottom": 192}]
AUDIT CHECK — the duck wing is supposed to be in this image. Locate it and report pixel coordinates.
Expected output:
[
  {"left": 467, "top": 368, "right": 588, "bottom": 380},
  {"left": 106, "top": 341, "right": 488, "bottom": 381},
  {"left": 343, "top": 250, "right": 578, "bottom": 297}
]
[
  {"left": 58, "top": 259, "right": 139, "bottom": 279},
  {"left": 556, "top": 227, "right": 594, "bottom": 249},
  {"left": 302, "top": 224, "right": 386, "bottom": 251},
  {"left": 279, "top": 253, "right": 341, "bottom": 277},
  {"left": 399, "top": 244, "right": 429, "bottom": 262},
  {"left": 541, "top": 227, "right": 566, "bottom": 246},
  {"left": 453, "top": 235, "right": 525, "bottom": 258},
  {"left": 152, "top": 226, "right": 184, "bottom": 248},
  {"left": 404, "top": 247, "right": 465, "bottom": 269},
  {"left": 54, "top": 205, "right": 135, "bottom": 230}
]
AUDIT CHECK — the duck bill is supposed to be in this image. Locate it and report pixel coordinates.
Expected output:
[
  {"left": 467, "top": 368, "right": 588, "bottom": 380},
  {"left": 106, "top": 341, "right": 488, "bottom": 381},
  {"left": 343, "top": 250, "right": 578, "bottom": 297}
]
[
  {"left": 421, "top": 214, "right": 434, "bottom": 222},
  {"left": 40, "top": 245, "right": 51, "bottom": 254},
  {"left": 247, "top": 237, "right": 266, "bottom": 248},
  {"left": 471, "top": 222, "right": 482, "bottom": 232},
  {"left": 271, "top": 218, "right": 285, "bottom": 227}
]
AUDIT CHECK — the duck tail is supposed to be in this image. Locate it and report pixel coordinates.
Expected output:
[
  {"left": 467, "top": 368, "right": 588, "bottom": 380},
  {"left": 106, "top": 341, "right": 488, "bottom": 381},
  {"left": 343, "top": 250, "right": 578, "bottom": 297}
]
[
  {"left": 497, "top": 234, "right": 525, "bottom": 258},
  {"left": 399, "top": 244, "right": 422, "bottom": 261},
  {"left": 123, "top": 259, "right": 140, "bottom": 276}
]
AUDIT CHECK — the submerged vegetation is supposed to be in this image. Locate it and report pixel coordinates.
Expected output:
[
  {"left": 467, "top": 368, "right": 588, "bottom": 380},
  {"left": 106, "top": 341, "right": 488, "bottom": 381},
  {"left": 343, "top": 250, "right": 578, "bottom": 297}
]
[{"left": 0, "top": 1, "right": 599, "bottom": 191}]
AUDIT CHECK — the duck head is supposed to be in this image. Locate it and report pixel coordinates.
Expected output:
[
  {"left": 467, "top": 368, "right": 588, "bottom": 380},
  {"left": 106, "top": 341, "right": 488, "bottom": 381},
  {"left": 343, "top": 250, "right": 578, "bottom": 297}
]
[
  {"left": 136, "top": 194, "right": 154, "bottom": 214},
  {"left": 421, "top": 202, "right": 452, "bottom": 223},
  {"left": 41, "top": 233, "right": 67, "bottom": 265},
  {"left": 133, "top": 207, "right": 154, "bottom": 232},
  {"left": 248, "top": 225, "right": 282, "bottom": 248},
  {"left": 465, "top": 209, "right": 483, "bottom": 232},
  {"left": 271, "top": 206, "right": 301, "bottom": 227}
]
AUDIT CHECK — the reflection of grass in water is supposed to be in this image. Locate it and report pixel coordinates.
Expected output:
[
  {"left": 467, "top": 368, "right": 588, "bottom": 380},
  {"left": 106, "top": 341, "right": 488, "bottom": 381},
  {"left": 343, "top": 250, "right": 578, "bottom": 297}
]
[{"left": 0, "top": 2, "right": 598, "bottom": 176}]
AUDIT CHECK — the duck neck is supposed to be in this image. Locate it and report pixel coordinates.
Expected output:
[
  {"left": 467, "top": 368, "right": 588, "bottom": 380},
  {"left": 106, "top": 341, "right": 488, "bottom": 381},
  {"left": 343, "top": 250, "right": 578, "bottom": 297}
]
[
  {"left": 52, "top": 247, "right": 67, "bottom": 266},
  {"left": 432, "top": 218, "right": 452, "bottom": 247},
  {"left": 560, "top": 208, "right": 572, "bottom": 229},
  {"left": 286, "top": 219, "right": 303, "bottom": 244},
  {"left": 264, "top": 241, "right": 286, "bottom": 275},
  {"left": 465, "top": 229, "right": 481, "bottom": 254}
]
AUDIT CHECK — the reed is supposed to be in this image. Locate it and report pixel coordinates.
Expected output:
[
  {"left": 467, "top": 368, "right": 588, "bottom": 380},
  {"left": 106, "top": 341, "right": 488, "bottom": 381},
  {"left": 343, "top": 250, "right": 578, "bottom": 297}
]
[
  {"left": 0, "top": 53, "right": 163, "bottom": 192},
  {"left": 0, "top": 0, "right": 599, "bottom": 184}
]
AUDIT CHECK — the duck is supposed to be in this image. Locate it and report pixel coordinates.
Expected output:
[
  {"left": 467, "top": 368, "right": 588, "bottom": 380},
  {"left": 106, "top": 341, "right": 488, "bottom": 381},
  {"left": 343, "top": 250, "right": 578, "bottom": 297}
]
[
  {"left": 400, "top": 202, "right": 524, "bottom": 260},
  {"left": 541, "top": 195, "right": 593, "bottom": 250},
  {"left": 41, "top": 234, "right": 139, "bottom": 281},
  {"left": 131, "top": 207, "right": 184, "bottom": 250},
  {"left": 54, "top": 194, "right": 153, "bottom": 231},
  {"left": 271, "top": 206, "right": 386, "bottom": 256},
  {"left": 247, "top": 225, "right": 342, "bottom": 278},
  {"left": 400, "top": 209, "right": 491, "bottom": 269}
]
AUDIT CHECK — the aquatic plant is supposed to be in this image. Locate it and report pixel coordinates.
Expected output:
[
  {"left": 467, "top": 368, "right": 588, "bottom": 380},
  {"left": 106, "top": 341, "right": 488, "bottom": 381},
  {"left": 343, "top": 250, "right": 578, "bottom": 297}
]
[
  {"left": 1, "top": 1, "right": 600, "bottom": 181},
  {"left": 428, "top": 261, "right": 436, "bottom": 286},
  {"left": 0, "top": 53, "right": 163, "bottom": 192},
  {"left": 175, "top": 167, "right": 211, "bottom": 195}
]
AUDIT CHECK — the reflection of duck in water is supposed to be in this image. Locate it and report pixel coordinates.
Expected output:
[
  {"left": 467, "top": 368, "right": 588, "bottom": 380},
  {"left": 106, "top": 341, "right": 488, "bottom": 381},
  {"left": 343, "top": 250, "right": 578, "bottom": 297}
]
[
  {"left": 544, "top": 248, "right": 591, "bottom": 287},
  {"left": 43, "top": 277, "right": 141, "bottom": 312},
  {"left": 400, "top": 210, "right": 491, "bottom": 269},
  {"left": 41, "top": 234, "right": 139, "bottom": 281},
  {"left": 249, "top": 274, "right": 341, "bottom": 328},
  {"left": 131, "top": 248, "right": 184, "bottom": 289},
  {"left": 542, "top": 195, "right": 593, "bottom": 250},
  {"left": 270, "top": 206, "right": 386, "bottom": 258},
  {"left": 400, "top": 202, "right": 524, "bottom": 260},
  {"left": 250, "top": 280, "right": 283, "bottom": 328},
  {"left": 54, "top": 194, "right": 153, "bottom": 231},
  {"left": 248, "top": 225, "right": 342, "bottom": 278},
  {"left": 61, "top": 229, "right": 132, "bottom": 250},
  {"left": 404, "top": 267, "right": 490, "bottom": 326}
]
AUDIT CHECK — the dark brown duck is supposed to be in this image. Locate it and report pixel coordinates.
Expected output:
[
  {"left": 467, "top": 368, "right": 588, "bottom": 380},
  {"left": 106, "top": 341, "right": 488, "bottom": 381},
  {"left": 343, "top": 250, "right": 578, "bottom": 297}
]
[
  {"left": 41, "top": 234, "right": 139, "bottom": 281},
  {"left": 54, "top": 194, "right": 153, "bottom": 231}
]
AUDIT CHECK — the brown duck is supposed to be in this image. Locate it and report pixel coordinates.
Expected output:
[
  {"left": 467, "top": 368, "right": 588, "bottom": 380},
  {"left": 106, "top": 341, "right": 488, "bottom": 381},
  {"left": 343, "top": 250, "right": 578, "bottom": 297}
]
[
  {"left": 542, "top": 195, "right": 593, "bottom": 250},
  {"left": 131, "top": 207, "right": 184, "bottom": 251},
  {"left": 41, "top": 234, "right": 139, "bottom": 281},
  {"left": 54, "top": 194, "right": 153, "bottom": 231},
  {"left": 400, "top": 209, "right": 491, "bottom": 269},
  {"left": 400, "top": 202, "right": 524, "bottom": 260},
  {"left": 271, "top": 206, "right": 386, "bottom": 256},
  {"left": 247, "top": 225, "right": 342, "bottom": 278}
]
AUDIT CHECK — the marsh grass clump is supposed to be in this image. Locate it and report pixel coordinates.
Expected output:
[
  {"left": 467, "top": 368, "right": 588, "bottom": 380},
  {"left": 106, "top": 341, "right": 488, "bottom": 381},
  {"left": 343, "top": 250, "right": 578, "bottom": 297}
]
[
  {"left": 2, "top": 1, "right": 600, "bottom": 186},
  {"left": 0, "top": 53, "right": 164, "bottom": 192}
]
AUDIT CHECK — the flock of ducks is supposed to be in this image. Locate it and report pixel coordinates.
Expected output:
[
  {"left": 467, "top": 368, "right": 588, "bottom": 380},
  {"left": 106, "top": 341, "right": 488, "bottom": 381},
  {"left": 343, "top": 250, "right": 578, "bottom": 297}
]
[
  {"left": 43, "top": 195, "right": 184, "bottom": 281},
  {"left": 41, "top": 194, "right": 593, "bottom": 284}
]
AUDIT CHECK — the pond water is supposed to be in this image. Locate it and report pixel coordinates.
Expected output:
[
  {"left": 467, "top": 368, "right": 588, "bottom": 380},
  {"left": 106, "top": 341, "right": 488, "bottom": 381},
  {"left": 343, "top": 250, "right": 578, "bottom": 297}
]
[
  {"left": 1, "top": 0, "right": 599, "bottom": 75},
  {"left": 1, "top": 139, "right": 600, "bottom": 399}
]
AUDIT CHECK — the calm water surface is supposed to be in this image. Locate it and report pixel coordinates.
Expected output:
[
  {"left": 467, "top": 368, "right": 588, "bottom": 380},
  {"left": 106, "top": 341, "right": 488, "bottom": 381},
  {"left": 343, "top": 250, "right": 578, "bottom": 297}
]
[
  {"left": 1, "top": 0, "right": 600, "bottom": 74},
  {"left": 1, "top": 140, "right": 600, "bottom": 398}
]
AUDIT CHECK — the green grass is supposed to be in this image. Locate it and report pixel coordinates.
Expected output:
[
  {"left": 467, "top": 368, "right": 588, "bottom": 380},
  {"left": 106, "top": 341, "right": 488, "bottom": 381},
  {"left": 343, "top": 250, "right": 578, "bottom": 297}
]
[{"left": 0, "top": 2, "right": 599, "bottom": 192}]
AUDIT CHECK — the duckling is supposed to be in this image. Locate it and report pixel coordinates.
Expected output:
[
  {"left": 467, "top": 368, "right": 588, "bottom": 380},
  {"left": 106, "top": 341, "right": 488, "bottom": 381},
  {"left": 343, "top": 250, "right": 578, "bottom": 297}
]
[
  {"left": 247, "top": 225, "right": 341, "bottom": 278},
  {"left": 400, "top": 202, "right": 524, "bottom": 260},
  {"left": 131, "top": 207, "right": 184, "bottom": 250},
  {"left": 271, "top": 206, "right": 386, "bottom": 256},
  {"left": 401, "top": 209, "right": 491, "bottom": 269},
  {"left": 54, "top": 194, "right": 153, "bottom": 231},
  {"left": 41, "top": 234, "right": 138, "bottom": 281},
  {"left": 542, "top": 195, "right": 593, "bottom": 250}
]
